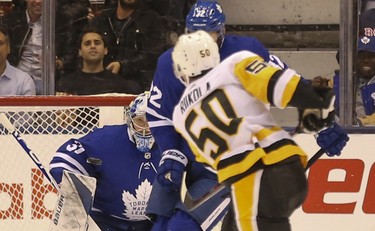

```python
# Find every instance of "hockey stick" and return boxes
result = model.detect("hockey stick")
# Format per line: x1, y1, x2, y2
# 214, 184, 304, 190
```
0, 113, 100, 231
305, 148, 325, 171
0, 113, 61, 191
183, 147, 326, 213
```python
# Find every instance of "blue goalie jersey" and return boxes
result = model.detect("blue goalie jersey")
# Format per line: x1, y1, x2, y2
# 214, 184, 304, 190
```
49, 124, 160, 221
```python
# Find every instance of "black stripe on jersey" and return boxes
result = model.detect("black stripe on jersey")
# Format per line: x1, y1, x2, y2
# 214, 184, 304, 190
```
222, 160, 264, 185
217, 138, 297, 171
263, 138, 298, 153
289, 80, 329, 109
217, 149, 253, 170
267, 69, 284, 106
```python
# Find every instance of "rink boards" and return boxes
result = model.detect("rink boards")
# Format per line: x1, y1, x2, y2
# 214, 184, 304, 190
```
0, 133, 374, 230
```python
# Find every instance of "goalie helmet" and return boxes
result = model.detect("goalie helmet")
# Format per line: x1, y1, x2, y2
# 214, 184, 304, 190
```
185, 0, 226, 46
126, 92, 154, 152
172, 30, 220, 85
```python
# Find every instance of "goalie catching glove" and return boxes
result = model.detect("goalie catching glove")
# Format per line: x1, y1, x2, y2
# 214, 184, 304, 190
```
315, 122, 349, 157
157, 149, 188, 192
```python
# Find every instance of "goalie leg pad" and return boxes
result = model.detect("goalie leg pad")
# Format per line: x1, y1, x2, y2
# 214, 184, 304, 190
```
49, 171, 99, 231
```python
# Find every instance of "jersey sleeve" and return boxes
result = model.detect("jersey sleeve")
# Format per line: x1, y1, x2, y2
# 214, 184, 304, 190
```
49, 138, 93, 184
233, 55, 301, 109
146, 50, 195, 160
233, 54, 332, 110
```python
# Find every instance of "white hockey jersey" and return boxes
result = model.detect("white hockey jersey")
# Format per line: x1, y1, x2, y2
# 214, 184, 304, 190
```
173, 50, 307, 183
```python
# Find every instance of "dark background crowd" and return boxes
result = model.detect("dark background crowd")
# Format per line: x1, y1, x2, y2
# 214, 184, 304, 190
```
0, 0, 197, 95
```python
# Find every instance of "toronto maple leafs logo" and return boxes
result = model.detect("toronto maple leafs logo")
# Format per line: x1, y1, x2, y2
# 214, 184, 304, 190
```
122, 179, 152, 220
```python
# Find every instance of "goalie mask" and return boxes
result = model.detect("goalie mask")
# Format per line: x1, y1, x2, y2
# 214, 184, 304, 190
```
185, 0, 226, 47
126, 92, 154, 152
172, 30, 220, 85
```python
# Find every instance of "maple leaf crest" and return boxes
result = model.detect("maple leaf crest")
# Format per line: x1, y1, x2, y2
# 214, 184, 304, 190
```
122, 179, 152, 220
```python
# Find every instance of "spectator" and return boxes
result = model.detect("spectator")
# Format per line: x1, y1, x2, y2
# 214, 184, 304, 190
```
50, 92, 160, 231
1, 0, 86, 94
56, 27, 142, 95
56, 0, 92, 76
90, 0, 167, 91
330, 8, 375, 125
0, 26, 35, 95
362, 0, 375, 12
56, 0, 119, 77
354, 33, 375, 125
2, 0, 43, 94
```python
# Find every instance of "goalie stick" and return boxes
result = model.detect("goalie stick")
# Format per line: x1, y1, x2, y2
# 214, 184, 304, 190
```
0, 113, 61, 191
0, 113, 100, 231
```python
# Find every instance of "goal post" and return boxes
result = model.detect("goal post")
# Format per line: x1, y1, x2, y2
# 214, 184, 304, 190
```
0, 95, 135, 231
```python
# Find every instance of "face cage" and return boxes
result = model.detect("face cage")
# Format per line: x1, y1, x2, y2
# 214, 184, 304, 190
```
132, 130, 155, 153
127, 113, 154, 152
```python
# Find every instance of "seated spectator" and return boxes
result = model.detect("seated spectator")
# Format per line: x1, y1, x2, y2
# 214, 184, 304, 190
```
351, 8, 375, 125
315, 9, 375, 125
56, 27, 142, 95
56, 0, 92, 76
2, 0, 84, 94
0, 26, 35, 95
353, 34, 375, 125
2, 0, 44, 94
90, 0, 167, 91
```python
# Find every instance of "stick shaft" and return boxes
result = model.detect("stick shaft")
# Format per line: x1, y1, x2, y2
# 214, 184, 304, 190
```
0, 113, 60, 192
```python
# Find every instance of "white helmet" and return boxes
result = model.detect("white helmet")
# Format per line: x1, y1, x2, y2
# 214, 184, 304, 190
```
172, 30, 220, 85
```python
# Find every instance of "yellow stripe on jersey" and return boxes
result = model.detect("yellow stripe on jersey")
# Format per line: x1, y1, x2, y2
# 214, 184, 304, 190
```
188, 142, 214, 166
234, 56, 279, 104
217, 147, 267, 183
254, 126, 283, 141
231, 171, 261, 231
262, 145, 307, 167
280, 73, 300, 108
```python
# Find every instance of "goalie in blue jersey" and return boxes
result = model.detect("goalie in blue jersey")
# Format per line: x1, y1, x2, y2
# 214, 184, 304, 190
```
49, 92, 160, 231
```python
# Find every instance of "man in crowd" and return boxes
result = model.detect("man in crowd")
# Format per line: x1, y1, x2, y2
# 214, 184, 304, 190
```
90, 0, 167, 91
0, 26, 35, 95
56, 27, 142, 95
3, 0, 43, 94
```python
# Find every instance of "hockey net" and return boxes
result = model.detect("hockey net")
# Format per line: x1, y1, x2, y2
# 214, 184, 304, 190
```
0, 95, 134, 231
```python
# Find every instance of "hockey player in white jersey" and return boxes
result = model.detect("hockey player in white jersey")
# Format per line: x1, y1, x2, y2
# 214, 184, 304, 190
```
49, 92, 160, 231
171, 31, 349, 231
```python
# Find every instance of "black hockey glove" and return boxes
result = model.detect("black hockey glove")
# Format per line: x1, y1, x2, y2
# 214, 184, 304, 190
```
297, 89, 336, 133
